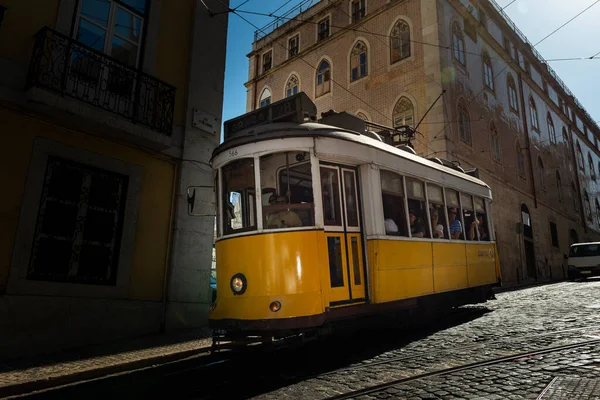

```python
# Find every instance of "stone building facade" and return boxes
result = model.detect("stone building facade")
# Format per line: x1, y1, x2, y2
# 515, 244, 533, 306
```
244, 0, 600, 285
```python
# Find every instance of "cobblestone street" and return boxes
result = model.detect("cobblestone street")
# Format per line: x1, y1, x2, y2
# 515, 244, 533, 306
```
11, 279, 600, 400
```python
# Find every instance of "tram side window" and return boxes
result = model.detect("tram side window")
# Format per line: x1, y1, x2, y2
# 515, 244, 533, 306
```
427, 184, 448, 239
260, 151, 314, 229
380, 170, 408, 236
474, 197, 490, 241
461, 193, 478, 241
222, 158, 257, 234
406, 178, 427, 238
445, 189, 463, 239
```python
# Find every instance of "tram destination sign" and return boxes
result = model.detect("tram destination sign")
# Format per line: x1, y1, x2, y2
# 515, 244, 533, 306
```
223, 92, 317, 141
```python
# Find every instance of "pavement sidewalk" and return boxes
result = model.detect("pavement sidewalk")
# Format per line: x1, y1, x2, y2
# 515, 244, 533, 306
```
0, 328, 213, 399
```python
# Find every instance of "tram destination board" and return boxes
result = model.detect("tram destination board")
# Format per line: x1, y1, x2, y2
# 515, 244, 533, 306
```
223, 92, 317, 141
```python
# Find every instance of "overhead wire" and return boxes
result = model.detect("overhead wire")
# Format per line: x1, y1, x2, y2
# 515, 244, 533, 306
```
533, 0, 600, 46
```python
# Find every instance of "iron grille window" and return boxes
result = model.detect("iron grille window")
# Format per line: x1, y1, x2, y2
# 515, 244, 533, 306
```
288, 35, 299, 58
351, 0, 365, 23
318, 17, 330, 41
27, 156, 129, 286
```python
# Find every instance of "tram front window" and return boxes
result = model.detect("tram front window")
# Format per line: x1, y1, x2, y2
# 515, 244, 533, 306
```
260, 151, 315, 229
222, 158, 257, 235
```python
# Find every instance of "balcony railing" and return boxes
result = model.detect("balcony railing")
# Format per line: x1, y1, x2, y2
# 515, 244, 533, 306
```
26, 27, 175, 136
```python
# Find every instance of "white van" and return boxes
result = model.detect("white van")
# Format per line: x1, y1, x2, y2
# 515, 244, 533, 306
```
566, 242, 600, 280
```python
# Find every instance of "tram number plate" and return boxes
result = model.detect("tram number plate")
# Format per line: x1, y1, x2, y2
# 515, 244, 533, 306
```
228, 149, 238, 158
580, 270, 591, 274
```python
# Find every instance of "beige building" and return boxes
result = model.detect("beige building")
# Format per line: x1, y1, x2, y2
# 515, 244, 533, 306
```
244, 0, 600, 285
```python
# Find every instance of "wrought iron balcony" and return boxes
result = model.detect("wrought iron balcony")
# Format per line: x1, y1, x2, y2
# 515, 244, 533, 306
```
26, 27, 175, 136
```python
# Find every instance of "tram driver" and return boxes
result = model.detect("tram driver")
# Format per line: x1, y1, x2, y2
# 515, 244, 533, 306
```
266, 195, 303, 229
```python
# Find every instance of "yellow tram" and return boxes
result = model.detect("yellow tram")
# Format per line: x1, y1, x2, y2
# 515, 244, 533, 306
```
209, 93, 501, 338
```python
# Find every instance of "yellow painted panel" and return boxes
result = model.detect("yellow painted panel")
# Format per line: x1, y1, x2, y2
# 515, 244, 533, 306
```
0, 107, 175, 301
0, 0, 59, 67
466, 244, 498, 287
432, 242, 468, 292
368, 239, 434, 303
156, 0, 194, 126
212, 231, 325, 320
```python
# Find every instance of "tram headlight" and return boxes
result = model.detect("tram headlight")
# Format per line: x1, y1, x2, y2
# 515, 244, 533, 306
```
230, 273, 247, 295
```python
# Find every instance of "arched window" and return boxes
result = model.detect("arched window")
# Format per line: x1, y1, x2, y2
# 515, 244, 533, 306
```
577, 142, 584, 170
556, 170, 562, 202
547, 114, 556, 145
285, 75, 299, 98
529, 97, 539, 131
350, 40, 368, 81
316, 59, 331, 97
538, 157, 545, 189
490, 121, 501, 162
259, 88, 271, 108
588, 153, 596, 181
393, 97, 414, 127
507, 75, 518, 113
562, 127, 569, 151
516, 143, 525, 177
356, 112, 368, 121
572, 182, 579, 211
458, 98, 471, 144
452, 23, 466, 65
390, 19, 410, 64
584, 191, 592, 220
483, 52, 494, 90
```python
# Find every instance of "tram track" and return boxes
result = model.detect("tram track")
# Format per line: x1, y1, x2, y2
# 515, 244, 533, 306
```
322, 338, 600, 400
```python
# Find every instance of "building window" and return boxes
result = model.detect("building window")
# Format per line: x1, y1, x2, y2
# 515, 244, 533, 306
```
572, 182, 579, 211
483, 52, 494, 91
507, 75, 518, 113
538, 157, 545, 189
27, 156, 128, 285
548, 114, 556, 145
393, 97, 414, 128
288, 35, 299, 58
390, 19, 410, 64
262, 50, 272, 73
577, 142, 584, 171
549, 222, 559, 248
259, 87, 271, 108
317, 17, 330, 41
588, 153, 596, 181
316, 59, 331, 97
584, 192, 592, 221
491, 121, 501, 162
351, 0, 366, 23
529, 97, 539, 131
350, 41, 368, 81
556, 170, 562, 202
517, 143, 525, 178
563, 127, 569, 151
596, 199, 600, 228
74, 0, 146, 67
285, 74, 299, 98
452, 23, 466, 66
458, 98, 471, 144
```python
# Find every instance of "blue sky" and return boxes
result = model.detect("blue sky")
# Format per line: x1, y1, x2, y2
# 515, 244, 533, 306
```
221, 0, 600, 141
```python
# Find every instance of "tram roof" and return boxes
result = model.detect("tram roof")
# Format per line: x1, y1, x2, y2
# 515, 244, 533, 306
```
214, 93, 490, 191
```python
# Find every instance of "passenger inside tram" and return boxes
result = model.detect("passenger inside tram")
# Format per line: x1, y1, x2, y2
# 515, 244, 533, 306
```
448, 207, 463, 239
430, 207, 445, 238
464, 209, 479, 241
382, 194, 408, 236
408, 209, 425, 238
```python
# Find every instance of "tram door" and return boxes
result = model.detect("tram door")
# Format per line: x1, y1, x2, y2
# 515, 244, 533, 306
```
320, 164, 366, 305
